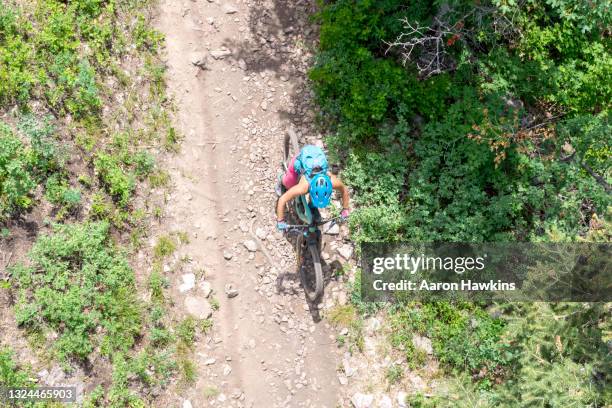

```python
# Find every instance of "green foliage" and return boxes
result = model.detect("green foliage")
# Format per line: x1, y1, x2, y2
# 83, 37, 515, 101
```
385, 364, 404, 384
0, 8, 35, 104
0, 123, 36, 219
11, 222, 143, 362
132, 14, 164, 52
0, 347, 34, 388
389, 302, 512, 386
45, 174, 82, 209
94, 152, 135, 207
312, 0, 611, 243
107, 354, 146, 408
176, 317, 197, 349
134, 151, 156, 178
153, 235, 176, 259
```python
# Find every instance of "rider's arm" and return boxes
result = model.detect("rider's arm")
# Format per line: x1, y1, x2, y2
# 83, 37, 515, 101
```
330, 174, 350, 211
276, 179, 309, 221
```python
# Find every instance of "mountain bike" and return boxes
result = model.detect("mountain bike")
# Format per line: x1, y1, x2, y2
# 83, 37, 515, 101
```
280, 128, 340, 302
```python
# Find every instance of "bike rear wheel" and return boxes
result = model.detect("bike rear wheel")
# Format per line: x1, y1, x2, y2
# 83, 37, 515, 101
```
297, 234, 323, 302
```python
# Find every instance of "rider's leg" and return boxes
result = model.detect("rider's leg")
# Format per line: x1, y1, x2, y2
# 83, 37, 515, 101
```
276, 155, 298, 196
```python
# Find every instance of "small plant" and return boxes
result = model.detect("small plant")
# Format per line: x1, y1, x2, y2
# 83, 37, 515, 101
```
94, 152, 135, 207
90, 192, 113, 219
0, 122, 36, 219
203, 385, 220, 399
209, 297, 220, 311
178, 358, 197, 385
328, 304, 357, 327
336, 335, 346, 347
149, 265, 168, 302
149, 169, 170, 188
176, 317, 197, 349
134, 151, 155, 178
199, 319, 213, 334
0, 347, 34, 388
386, 364, 404, 384
154, 235, 176, 259
176, 231, 190, 244
150, 327, 173, 347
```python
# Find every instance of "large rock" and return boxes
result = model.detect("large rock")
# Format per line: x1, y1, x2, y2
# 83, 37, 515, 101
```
412, 334, 433, 355
378, 395, 393, 408
337, 244, 354, 260
185, 296, 213, 319
200, 281, 212, 298
325, 222, 340, 235
255, 227, 267, 240
343, 354, 357, 377
179, 273, 196, 293
243, 239, 257, 252
351, 393, 374, 408
396, 392, 408, 408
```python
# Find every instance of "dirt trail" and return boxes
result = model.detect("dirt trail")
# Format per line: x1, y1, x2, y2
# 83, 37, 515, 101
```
155, 1, 343, 406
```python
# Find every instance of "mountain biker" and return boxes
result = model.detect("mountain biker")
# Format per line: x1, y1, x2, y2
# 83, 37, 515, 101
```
276, 145, 350, 231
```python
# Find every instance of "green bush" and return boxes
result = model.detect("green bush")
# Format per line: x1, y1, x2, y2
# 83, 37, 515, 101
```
312, 0, 611, 243
390, 301, 512, 386
0, 347, 34, 388
94, 153, 135, 207
11, 221, 143, 362
0, 9, 35, 104
0, 123, 36, 219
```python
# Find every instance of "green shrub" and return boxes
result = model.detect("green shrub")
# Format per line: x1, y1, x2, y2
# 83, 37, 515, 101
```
11, 221, 143, 362
132, 14, 164, 52
134, 151, 156, 177
0, 8, 35, 104
389, 301, 512, 387
94, 152, 135, 206
153, 235, 176, 259
176, 317, 197, 349
0, 347, 34, 387
0, 123, 36, 219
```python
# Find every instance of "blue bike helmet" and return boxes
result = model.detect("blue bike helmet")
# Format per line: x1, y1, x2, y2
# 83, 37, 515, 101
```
309, 173, 332, 208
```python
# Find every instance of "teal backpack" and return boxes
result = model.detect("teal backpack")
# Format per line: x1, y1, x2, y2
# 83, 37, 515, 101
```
295, 145, 328, 179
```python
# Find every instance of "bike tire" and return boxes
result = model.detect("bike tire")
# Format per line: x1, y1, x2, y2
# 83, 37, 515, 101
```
308, 242, 324, 301
297, 238, 323, 302
287, 126, 299, 156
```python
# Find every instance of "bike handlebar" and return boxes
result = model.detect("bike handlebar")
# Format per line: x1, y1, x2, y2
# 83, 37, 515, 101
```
284, 216, 343, 233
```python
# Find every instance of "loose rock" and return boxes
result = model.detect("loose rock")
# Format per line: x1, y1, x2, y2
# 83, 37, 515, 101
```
397, 392, 408, 408
243, 239, 257, 252
210, 49, 232, 59
337, 244, 354, 260
379, 395, 393, 408
225, 284, 239, 298
185, 296, 213, 319
179, 273, 196, 293
351, 393, 374, 408
200, 281, 213, 298
412, 334, 434, 355
223, 5, 238, 14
